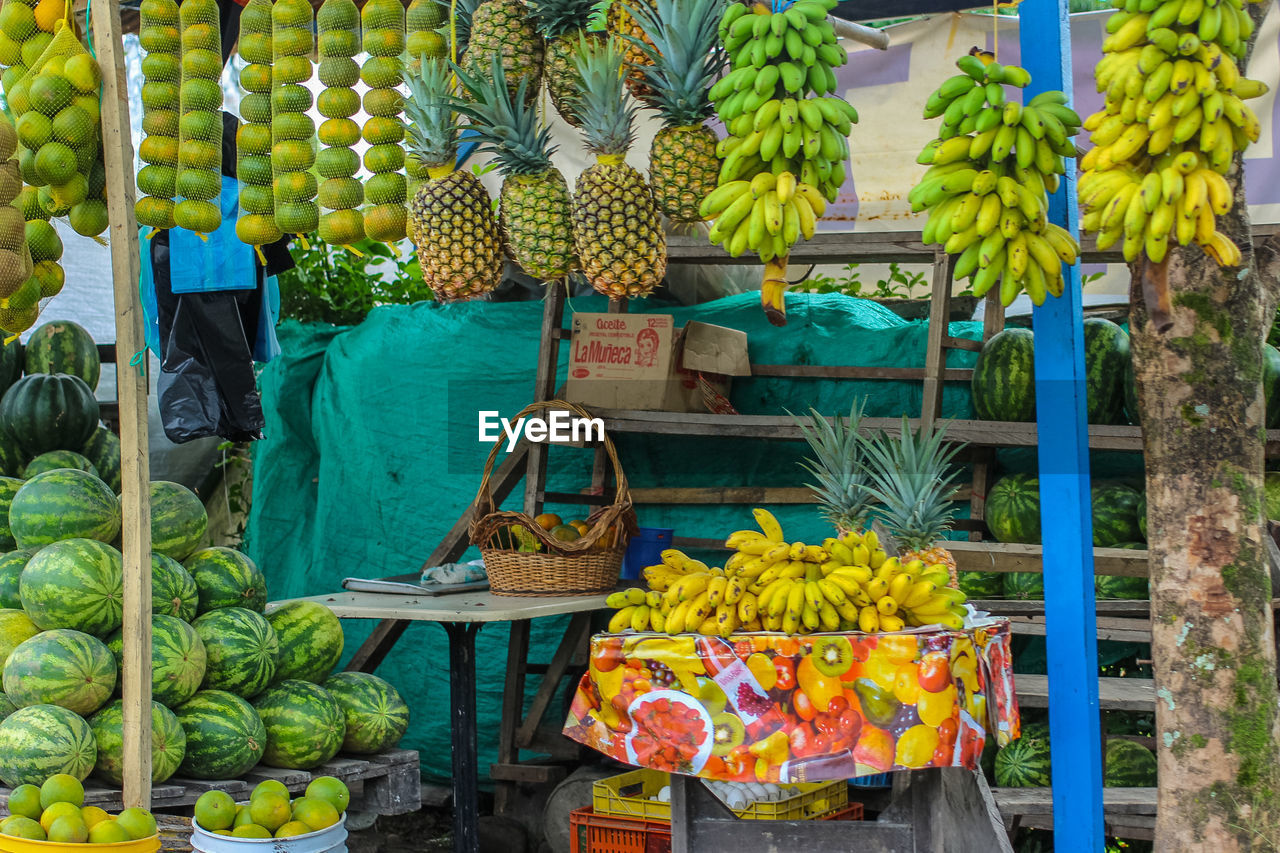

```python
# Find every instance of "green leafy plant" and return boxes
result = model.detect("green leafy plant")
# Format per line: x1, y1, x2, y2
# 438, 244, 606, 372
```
804, 262, 933, 299
278, 237, 432, 326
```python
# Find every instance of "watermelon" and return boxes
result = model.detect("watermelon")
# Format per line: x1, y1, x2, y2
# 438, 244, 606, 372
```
0, 704, 97, 786
88, 699, 186, 785
0, 476, 22, 549
253, 680, 346, 769
0, 549, 34, 609
957, 571, 1004, 599
3, 629, 117, 715
0, 608, 39, 663
0, 432, 27, 479
20, 538, 124, 636
23, 451, 98, 479
1104, 738, 1157, 787
1092, 483, 1144, 547
324, 672, 409, 754
185, 547, 267, 614
985, 474, 1041, 544
1083, 318, 1130, 425
267, 601, 344, 684
173, 689, 267, 779
1265, 344, 1280, 430
0, 693, 14, 721
1123, 354, 1139, 425
1136, 493, 1147, 541
0, 374, 100, 457
9, 469, 121, 548
1266, 473, 1280, 522
994, 727, 1051, 787
152, 554, 199, 622
193, 607, 278, 698
1003, 572, 1044, 600
106, 614, 207, 708
24, 321, 101, 391
0, 336, 19, 399
971, 328, 1036, 422
79, 427, 120, 494
150, 482, 208, 561
1095, 569, 1149, 600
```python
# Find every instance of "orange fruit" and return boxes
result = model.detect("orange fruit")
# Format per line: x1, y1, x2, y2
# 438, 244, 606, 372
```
534, 513, 562, 531
361, 203, 404, 242
47, 815, 88, 843
318, 209, 365, 245
39, 802, 80, 833
248, 792, 291, 832
88, 821, 132, 843
31, 0, 63, 32
63, 53, 99, 93
362, 143, 404, 174
569, 520, 589, 536
6, 785, 40, 820
239, 63, 272, 93
274, 820, 312, 839
362, 87, 403, 118
362, 27, 404, 57
115, 808, 156, 841
550, 524, 579, 542
194, 791, 236, 832
291, 797, 339, 831
304, 777, 349, 814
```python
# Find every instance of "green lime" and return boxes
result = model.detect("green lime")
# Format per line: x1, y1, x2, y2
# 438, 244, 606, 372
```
63, 53, 100, 94
317, 87, 360, 119
28, 73, 73, 117
68, 199, 108, 237
72, 93, 100, 126
317, 176, 361, 209
51, 105, 93, 146
180, 79, 221, 112
41, 774, 85, 808
49, 172, 88, 207
271, 83, 312, 113
317, 56, 359, 88
87, 820, 131, 844
16, 112, 52, 150
5, 75, 31, 116
142, 108, 178, 137
34, 141, 77, 184
240, 93, 272, 124
17, 185, 47, 221
17, 146, 38, 185
32, 259, 63, 298
0, 3, 36, 41
6, 784, 41, 820
236, 154, 272, 186
115, 808, 156, 841
316, 146, 359, 179
365, 171, 406, 205
238, 184, 274, 214
176, 168, 220, 201
26, 219, 63, 261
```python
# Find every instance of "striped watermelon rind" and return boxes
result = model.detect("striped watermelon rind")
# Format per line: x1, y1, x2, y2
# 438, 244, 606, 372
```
1103, 738, 1157, 787
0, 548, 35, 609
193, 607, 279, 699
971, 328, 1036, 422
1266, 344, 1280, 430
1136, 493, 1147, 541
957, 571, 1004, 599
3, 628, 117, 716
150, 482, 209, 562
985, 474, 1041, 544
324, 672, 409, 754
1123, 353, 1139, 426
1083, 318, 1130, 425
106, 614, 207, 708
23, 321, 102, 391
19, 538, 124, 636
9, 469, 121, 549
88, 699, 187, 786
994, 728, 1051, 787
152, 554, 199, 622
0, 476, 22, 550
1092, 483, 1144, 547
23, 451, 99, 480
0, 693, 14, 722
185, 547, 267, 614
173, 689, 266, 780
79, 427, 121, 495
0, 608, 40, 664
0, 703, 98, 786
267, 601, 344, 685
0, 431, 26, 480
253, 680, 346, 770
1003, 572, 1044, 600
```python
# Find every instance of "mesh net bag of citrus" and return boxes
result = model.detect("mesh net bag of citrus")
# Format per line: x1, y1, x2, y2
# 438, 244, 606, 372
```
360, 0, 407, 243
315, 0, 364, 247
0, 112, 34, 311
0, 0, 68, 111
272, 0, 318, 237
174, 0, 223, 234
405, 0, 446, 77
235, 0, 280, 247
134, 0, 179, 228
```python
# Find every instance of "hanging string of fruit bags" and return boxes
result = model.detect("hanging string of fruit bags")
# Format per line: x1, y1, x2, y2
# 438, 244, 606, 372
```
361, 0, 408, 244
315, 0, 365, 248
0, 112, 35, 337
135, 0, 180, 230
174, 0, 223, 234
271, 0, 319, 241
235, 0, 282, 254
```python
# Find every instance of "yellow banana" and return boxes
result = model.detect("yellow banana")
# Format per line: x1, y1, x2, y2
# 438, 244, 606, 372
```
630, 605, 650, 632
737, 591, 758, 623
858, 605, 879, 633
706, 576, 728, 608
752, 507, 784, 540
608, 607, 635, 633
785, 581, 807, 621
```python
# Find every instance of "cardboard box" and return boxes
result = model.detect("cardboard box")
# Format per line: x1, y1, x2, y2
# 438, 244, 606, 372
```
565, 314, 750, 412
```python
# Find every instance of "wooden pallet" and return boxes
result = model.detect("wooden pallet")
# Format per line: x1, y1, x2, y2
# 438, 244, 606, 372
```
1015, 674, 1154, 712
992, 786, 1157, 841
0, 750, 421, 817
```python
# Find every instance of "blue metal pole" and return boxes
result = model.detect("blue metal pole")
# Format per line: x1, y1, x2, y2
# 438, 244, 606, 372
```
1017, 1, 1105, 849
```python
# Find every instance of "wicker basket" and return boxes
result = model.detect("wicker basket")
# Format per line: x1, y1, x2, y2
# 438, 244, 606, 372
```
469, 401, 637, 597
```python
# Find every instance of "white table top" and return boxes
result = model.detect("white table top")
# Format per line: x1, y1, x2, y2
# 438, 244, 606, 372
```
282, 589, 612, 624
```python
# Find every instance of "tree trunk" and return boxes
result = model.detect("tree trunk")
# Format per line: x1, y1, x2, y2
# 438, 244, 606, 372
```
1128, 11, 1280, 845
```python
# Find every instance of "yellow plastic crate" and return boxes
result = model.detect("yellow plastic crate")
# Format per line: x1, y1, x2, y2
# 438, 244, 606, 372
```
592, 769, 847, 822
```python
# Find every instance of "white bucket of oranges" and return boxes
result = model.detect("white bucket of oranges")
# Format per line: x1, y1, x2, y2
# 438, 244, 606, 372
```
189, 777, 349, 853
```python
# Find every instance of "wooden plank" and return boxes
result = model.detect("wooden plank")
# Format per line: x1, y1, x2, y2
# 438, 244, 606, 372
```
921, 249, 954, 429
242, 766, 312, 788
514, 612, 592, 749
1006, 616, 1154, 644
982, 292, 1006, 341
524, 284, 567, 515
967, 448, 995, 542
487, 763, 568, 784
749, 364, 972, 382
493, 619, 530, 816
949, 541, 1150, 577
1015, 674, 1155, 712
942, 336, 983, 352
973, 598, 1156, 618
93, 0, 152, 809
992, 786, 1158, 816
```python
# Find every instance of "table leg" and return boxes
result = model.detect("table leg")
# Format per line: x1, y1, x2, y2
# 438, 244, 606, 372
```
443, 622, 482, 853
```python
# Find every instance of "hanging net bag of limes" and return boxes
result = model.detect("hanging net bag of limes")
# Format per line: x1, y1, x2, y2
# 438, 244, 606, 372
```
315, 0, 364, 248
0, 112, 35, 335
0, 0, 65, 115
174, 0, 223, 234
135, 0, 180, 230
361, 0, 407, 244
235, 0, 280, 251
272, 0, 318, 240
406, 0, 447, 73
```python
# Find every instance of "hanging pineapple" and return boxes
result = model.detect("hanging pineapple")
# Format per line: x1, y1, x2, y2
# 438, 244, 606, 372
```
454, 57, 576, 281
527, 0, 597, 127
623, 0, 725, 223
403, 58, 504, 301
606, 0, 657, 100
460, 0, 543, 104
569, 36, 666, 298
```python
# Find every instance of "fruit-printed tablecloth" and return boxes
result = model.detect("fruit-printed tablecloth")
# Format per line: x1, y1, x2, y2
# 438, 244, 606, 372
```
563, 619, 1019, 783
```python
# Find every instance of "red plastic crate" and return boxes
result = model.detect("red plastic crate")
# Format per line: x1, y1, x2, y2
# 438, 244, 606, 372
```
569, 800, 864, 853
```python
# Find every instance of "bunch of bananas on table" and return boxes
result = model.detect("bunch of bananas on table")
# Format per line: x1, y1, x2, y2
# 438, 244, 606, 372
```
605, 509, 969, 636
1078, 0, 1268, 266
911, 54, 1083, 307
701, 0, 858, 325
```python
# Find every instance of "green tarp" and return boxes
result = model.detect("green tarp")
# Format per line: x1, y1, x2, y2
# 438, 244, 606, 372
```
245, 290, 984, 784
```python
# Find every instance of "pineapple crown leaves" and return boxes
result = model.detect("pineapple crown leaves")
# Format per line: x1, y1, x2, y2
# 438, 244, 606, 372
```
450, 55, 558, 176
529, 0, 598, 38
433, 0, 480, 54
858, 416, 967, 549
404, 56, 460, 170
788, 397, 877, 531
570, 34, 639, 157
620, 0, 726, 123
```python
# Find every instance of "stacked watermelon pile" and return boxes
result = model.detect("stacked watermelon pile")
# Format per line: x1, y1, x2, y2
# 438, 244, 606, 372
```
995, 726, 1156, 789
0, 321, 410, 789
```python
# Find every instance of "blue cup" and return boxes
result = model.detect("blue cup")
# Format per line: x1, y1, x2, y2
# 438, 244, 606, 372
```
621, 527, 674, 580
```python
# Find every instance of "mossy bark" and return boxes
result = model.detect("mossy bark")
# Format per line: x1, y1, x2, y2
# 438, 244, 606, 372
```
1128, 11, 1280, 841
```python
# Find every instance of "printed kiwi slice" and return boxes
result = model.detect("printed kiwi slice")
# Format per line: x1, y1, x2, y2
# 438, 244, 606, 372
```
811, 635, 855, 678
711, 713, 745, 757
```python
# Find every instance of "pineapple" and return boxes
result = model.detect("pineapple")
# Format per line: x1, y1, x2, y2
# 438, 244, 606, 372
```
403, 57, 505, 302
793, 399, 876, 534
623, 0, 725, 222
861, 416, 966, 587
461, 0, 544, 104
607, 0, 657, 100
527, 0, 598, 127
453, 56, 576, 281
569, 37, 666, 298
